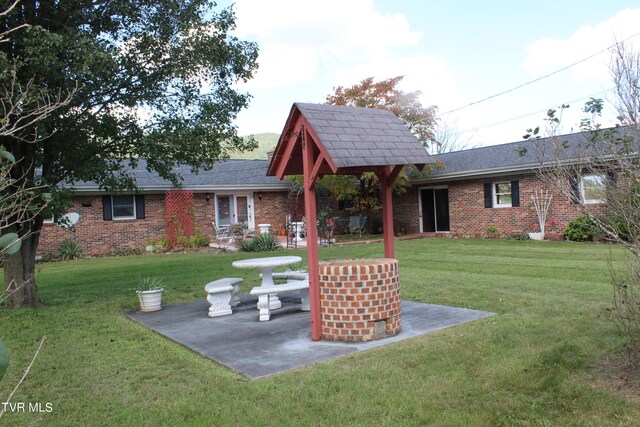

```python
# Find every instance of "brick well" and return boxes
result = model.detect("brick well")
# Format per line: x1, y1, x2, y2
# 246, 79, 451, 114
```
319, 258, 401, 342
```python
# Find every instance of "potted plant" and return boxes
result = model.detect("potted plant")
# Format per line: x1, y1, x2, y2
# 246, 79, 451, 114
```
529, 190, 552, 240
136, 276, 164, 312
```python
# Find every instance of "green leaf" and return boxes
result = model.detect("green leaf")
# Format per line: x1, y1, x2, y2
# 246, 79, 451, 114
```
0, 150, 15, 163
0, 339, 8, 380
0, 233, 22, 255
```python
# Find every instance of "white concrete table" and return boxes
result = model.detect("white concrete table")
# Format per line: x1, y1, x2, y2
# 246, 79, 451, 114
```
232, 255, 302, 310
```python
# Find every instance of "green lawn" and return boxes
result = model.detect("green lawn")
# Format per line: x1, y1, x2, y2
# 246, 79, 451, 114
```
1, 239, 639, 426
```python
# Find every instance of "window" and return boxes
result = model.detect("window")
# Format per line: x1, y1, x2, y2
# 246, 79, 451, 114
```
112, 195, 136, 219
484, 180, 520, 208
581, 174, 606, 204
493, 182, 512, 208
102, 195, 145, 220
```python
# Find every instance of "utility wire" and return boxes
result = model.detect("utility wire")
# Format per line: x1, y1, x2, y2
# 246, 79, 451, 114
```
456, 88, 614, 134
439, 32, 640, 117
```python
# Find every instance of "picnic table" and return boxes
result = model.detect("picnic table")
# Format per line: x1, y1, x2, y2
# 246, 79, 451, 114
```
232, 255, 302, 310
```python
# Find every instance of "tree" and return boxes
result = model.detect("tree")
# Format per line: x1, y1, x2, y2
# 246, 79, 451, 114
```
524, 41, 640, 368
326, 76, 437, 147
432, 116, 480, 153
1, 0, 259, 307
323, 76, 437, 219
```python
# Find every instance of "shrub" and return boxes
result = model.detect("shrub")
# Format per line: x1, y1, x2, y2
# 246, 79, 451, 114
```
564, 215, 597, 242
238, 234, 282, 252
486, 225, 498, 234
175, 229, 209, 248
57, 239, 83, 260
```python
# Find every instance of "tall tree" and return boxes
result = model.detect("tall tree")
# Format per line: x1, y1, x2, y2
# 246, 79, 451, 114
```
1, 0, 259, 307
323, 76, 437, 218
327, 76, 437, 147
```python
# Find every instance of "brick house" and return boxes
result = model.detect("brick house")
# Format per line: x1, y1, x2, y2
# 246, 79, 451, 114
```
39, 126, 629, 256
38, 159, 290, 256
392, 127, 629, 239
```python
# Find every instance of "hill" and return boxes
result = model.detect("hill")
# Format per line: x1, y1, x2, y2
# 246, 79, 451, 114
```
228, 133, 279, 159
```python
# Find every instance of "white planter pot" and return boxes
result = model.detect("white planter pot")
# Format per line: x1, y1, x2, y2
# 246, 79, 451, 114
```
137, 289, 163, 312
528, 232, 545, 240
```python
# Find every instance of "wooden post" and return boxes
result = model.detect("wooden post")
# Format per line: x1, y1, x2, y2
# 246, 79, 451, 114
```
302, 128, 322, 340
380, 168, 395, 259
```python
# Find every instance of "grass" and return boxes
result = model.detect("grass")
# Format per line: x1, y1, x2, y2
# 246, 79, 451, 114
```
1, 238, 639, 425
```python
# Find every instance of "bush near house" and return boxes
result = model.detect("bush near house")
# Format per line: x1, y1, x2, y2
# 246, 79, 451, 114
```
564, 215, 598, 242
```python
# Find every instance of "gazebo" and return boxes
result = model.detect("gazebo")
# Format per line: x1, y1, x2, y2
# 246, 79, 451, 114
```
267, 102, 434, 340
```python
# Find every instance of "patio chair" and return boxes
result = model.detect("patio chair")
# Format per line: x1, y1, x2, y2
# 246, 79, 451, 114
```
230, 222, 255, 241
349, 215, 368, 236
212, 221, 234, 244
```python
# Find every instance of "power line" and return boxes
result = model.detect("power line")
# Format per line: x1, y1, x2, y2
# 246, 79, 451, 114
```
455, 88, 614, 134
439, 32, 640, 117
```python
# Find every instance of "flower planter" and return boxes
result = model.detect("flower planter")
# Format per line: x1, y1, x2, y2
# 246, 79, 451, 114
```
137, 289, 163, 312
528, 232, 544, 240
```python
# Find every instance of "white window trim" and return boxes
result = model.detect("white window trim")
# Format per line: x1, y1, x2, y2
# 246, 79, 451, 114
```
215, 193, 254, 229
43, 216, 55, 224
112, 195, 137, 220
492, 182, 512, 208
581, 174, 606, 204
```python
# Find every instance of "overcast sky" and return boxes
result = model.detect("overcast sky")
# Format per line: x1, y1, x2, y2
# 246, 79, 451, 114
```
221, 0, 640, 148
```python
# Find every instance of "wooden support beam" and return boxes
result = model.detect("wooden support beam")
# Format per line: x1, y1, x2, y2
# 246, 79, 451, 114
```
375, 166, 395, 259
386, 165, 404, 187
307, 151, 325, 190
302, 127, 322, 341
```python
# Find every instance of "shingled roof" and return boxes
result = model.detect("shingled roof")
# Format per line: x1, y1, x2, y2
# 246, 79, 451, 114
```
295, 103, 433, 168
71, 159, 289, 192
419, 126, 636, 182
268, 103, 434, 177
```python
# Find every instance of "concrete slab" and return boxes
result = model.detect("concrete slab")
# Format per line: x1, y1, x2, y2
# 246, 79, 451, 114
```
124, 293, 494, 379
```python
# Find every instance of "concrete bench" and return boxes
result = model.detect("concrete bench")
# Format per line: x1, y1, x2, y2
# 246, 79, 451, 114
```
271, 272, 309, 282
250, 280, 310, 321
205, 278, 243, 318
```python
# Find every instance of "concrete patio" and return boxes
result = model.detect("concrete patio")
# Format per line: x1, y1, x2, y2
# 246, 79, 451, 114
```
125, 292, 494, 379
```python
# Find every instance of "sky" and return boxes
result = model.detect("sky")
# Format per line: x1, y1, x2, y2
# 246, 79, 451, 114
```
220, 0, 640, 148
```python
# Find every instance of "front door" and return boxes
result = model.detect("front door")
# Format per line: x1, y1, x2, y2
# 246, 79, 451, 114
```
216, 194, 254, 229
420, 188, 450, 232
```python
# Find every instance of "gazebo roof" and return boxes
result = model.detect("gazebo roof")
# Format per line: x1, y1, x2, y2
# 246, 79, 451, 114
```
267, 102, 434, 178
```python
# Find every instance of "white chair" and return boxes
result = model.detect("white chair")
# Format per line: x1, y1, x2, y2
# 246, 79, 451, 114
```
212, 221, 234, 244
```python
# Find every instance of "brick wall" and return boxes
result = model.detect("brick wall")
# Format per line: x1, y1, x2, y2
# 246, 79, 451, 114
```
448, 174, 581, 239
401, 173, 588, 239
253, 191, 289, 235
319, 258, 401, 342
38, 190, 289, 256
393, 187, 420, 234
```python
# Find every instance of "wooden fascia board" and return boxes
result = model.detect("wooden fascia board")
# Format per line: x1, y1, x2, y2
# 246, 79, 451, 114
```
273, 114, 304, 180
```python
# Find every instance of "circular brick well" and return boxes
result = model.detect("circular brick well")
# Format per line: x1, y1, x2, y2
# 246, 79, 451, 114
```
319, 258, 401, 342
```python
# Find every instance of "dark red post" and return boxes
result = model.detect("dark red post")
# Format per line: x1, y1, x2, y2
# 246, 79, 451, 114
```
380, 169, 395, 259
302, 128, 322, 340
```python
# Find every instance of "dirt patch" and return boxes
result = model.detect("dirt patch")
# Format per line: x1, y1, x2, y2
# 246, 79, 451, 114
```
589, 352, 640, 403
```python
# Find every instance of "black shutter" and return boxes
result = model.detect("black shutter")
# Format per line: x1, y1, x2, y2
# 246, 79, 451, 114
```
135, 195, 145, 219
569, 175, 580, 204
606, 171, 617, 185
511, 180, 520, 207
484, 183, 492, 208
102, 195, 113, 220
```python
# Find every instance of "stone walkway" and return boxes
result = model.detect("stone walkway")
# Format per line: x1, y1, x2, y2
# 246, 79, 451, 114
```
124, 293, 494, 379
